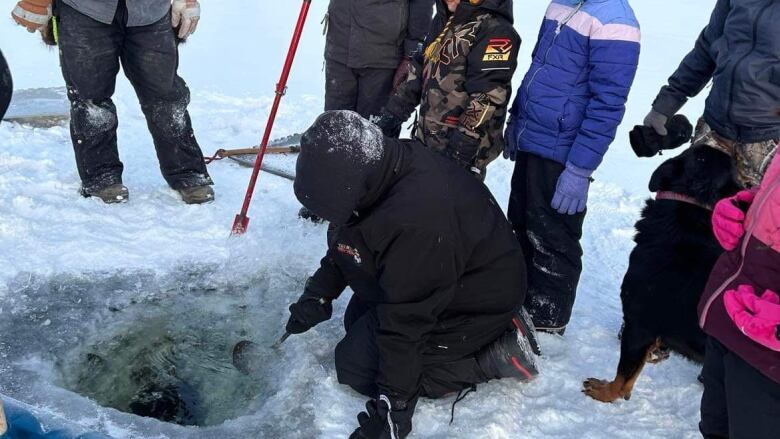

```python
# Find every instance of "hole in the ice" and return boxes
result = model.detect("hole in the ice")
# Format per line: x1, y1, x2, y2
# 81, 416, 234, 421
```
0, 270, 291, 428
57, 315, 276, 427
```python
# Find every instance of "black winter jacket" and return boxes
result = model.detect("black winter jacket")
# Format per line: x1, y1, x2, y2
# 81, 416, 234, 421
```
325, 0, 435, 69
0, 50, 11, 121
652, 0, 780, 143
295, 111, 526, 401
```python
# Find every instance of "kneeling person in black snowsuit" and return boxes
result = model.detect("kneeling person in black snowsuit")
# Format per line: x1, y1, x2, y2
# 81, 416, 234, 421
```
289, 111, 539, 439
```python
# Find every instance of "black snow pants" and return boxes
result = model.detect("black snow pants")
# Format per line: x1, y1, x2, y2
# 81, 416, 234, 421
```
699, 337, 780, 439
507, 152, 586, 333
0, 49, 11, 121
324, 60, 396, 121
57, 0, 212, 194
334, 295, 490, 399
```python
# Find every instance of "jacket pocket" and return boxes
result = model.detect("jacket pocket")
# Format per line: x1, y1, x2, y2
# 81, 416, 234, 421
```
559, 100, 586, 133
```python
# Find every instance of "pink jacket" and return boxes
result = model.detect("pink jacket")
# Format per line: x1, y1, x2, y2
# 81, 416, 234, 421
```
699, 150, 780, 384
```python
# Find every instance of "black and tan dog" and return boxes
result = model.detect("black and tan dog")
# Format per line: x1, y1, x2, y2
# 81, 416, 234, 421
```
583, 143, 740, 403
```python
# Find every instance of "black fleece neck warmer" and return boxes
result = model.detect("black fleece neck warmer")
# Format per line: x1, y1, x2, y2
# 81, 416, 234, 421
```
295, 111, 393, 225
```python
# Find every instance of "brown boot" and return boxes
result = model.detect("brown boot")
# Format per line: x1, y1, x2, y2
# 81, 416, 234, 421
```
177, 185, 214, 204
86, 183, 129, 204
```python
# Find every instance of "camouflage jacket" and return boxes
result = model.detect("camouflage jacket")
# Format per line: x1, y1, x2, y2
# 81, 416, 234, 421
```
384, 0, 520, 171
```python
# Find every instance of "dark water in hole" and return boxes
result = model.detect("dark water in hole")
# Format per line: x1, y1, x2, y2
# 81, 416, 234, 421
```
1, 269, 303, 430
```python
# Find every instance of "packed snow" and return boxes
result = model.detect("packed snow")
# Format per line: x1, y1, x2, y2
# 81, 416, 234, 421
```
0, 1, 714, 438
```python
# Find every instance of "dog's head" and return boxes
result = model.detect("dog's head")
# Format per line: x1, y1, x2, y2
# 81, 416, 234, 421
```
649, 144, 740, 206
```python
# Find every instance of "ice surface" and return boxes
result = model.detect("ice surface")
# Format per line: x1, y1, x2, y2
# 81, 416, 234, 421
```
3, 87, 69, 121
0, 1, 714, 437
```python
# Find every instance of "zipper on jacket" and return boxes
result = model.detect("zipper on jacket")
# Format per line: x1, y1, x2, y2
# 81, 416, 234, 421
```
517, 1, 584, 139
725, 4, 771, 138
699, 176, 780, 328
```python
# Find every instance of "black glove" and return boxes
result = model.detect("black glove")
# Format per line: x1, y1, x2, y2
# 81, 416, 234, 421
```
629, 114, 693, 158
285, 292, 333, 334
373, 109, 404, 139
447, 128, 481, 170
349, 396, 416, 439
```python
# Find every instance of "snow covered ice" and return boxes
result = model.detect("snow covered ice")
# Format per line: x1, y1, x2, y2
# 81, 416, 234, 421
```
0, 1, 714, 437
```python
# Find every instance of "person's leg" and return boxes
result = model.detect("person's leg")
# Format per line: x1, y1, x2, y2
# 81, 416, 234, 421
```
699, 337, 729, 439
419, 355, 486, 399
355, 67, 396, 121
723, 342, 780, 439
335, 307, 380, 398
120, 10, 212, 191
507, 153, 533, 275
57, 1, 123, 194
521, 154, 585, 333
324, 60, 359, 112
343, 294, 374, 332
421, 309, 540, 398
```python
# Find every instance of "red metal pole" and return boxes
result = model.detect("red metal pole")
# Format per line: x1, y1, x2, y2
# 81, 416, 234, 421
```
231, 0, 312, 235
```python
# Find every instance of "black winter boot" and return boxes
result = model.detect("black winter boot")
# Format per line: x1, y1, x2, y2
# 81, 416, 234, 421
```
477, 308, 540, 382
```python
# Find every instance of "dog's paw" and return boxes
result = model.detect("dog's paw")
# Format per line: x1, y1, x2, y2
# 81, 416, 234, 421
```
582, 378, 623, 403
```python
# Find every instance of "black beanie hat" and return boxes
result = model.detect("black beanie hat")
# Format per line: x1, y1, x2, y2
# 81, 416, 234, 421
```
294, 111, 387, 224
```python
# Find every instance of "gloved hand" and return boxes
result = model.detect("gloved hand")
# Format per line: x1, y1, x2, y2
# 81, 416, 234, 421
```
392, 58, 412, 90
643, 109, 669, 136
372, 110, 403, 139
629, 114, 693, 158
11, 0, 51, 33
503, 120, 519, 161
285, 292, 333, 334
349, 396, 415, 439
552, 163, 592, 215
447, 128, 481, 170
724, 285, 780, 352
712, 189, 757, 251
171, 0, 201, 39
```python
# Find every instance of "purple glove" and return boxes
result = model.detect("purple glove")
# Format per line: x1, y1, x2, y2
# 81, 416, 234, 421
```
552, 162, 592, 215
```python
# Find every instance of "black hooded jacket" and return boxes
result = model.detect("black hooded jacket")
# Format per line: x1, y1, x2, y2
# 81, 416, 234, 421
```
295, 111, 526, 401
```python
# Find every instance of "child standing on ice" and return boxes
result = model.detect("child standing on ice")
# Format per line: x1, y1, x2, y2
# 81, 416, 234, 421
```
503, 0, 641, 334
698, 146, 780, 438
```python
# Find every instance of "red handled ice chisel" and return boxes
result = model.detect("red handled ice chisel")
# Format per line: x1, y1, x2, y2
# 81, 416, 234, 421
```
231, 0, 313, 235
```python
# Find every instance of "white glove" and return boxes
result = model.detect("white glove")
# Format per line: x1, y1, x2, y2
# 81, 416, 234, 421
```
171, 0, 200, 39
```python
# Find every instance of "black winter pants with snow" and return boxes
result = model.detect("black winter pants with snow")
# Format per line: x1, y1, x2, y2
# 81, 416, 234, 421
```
335, 295, 489, 399
508, 153, 585, 332
324, 60, 395, 121
699, 337, 780, 439
57, 0, 211, 194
